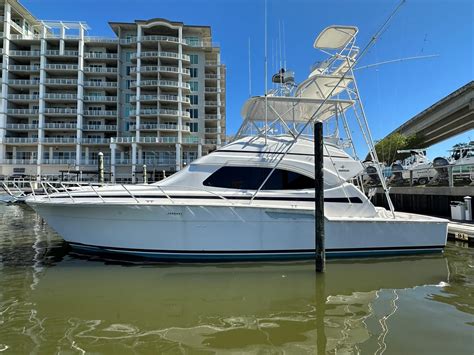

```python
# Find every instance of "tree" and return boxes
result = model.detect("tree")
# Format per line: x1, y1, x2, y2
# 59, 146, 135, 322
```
367, 133, 426, 165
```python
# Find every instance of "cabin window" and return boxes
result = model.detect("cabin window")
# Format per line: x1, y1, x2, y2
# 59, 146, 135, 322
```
203, 166, 314, 190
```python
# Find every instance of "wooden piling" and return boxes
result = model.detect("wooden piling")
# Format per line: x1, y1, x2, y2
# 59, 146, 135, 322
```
98, 152, 104, 184
143, 164, 148, 184
314, 121, 325, 273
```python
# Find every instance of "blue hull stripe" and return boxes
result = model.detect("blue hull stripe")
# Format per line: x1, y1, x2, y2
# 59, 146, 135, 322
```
69, 243, 444, 261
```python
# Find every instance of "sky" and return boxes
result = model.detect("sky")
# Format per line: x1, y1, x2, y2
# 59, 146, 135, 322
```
22, 0, 473, 159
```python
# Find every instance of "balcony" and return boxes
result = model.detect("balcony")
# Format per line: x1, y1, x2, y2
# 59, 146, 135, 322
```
141, 35, 181, 44
44, 108, 77, 115
7, 79, 40, 87
43, 159, 77, 165
83, 95, 117, 103
84, 52, 118, 60
43, 137, 77, 144
132, 51, 190, 61
139, 158, 176, 166
205, 87, 223, 93
45, 50, 79, 57
205, 101, 219, 107
84, 36, 119, 44
83, 125, 117, 131
205, 61, 221, 66
84, 67, 118, 74
6, 123, 38, 130
45, 78, 78, 86
185, 40, 218, 48
130, 123, 190, 132
82, 138, 111, 144
83, 110, 117, 117
9, 34, 41, 41
204, 74, 221, 80
131, 108, 184, 117
131, 66, 189, 75
130, 94, 190, 104
7, 109, 39, 116
110, 136, 178, 144
8, 65, 40, 72
9, 50, 40, 57
205, 128, 219, 133
3, 137, 39, 144
45, 64, 78, 71
204, 139, 218, 145
84, 81, 117, 88
44, 93, 77, 101
7, 94, 39, 101
2, 159, 36, 165
205, 114, 220, 120
131, 80, 190, 90
140, 137, 178, 144
44, 123, 77, 130
183, 137, 200, 144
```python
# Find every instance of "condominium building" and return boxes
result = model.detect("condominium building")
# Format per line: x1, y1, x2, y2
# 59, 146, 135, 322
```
0, 0, 226, 182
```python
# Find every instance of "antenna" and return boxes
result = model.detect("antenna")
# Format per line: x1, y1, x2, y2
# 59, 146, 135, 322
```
283, 20, 287, 70
264, 0, 268, 144
248, 37, 252, 97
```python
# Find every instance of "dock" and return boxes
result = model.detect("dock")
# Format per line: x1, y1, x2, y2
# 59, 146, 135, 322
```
374, 186, 473, 218
448, 220, 474, 243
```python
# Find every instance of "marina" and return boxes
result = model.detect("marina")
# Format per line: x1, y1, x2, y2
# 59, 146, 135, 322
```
0, 203, 473, 353
0, 0, 472, 353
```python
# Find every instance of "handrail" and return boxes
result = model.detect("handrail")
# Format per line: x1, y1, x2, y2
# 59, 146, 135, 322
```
121, 184, 139, 203
60, 182, 75, 203
89, 183, 106, 203
40, 182, 51, 201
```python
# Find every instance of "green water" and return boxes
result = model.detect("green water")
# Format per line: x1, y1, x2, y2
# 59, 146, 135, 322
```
0, 203, 472, 354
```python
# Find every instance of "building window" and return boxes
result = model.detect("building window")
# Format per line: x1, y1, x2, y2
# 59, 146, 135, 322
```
190, 81, 198, 92
125, 94, 131, 103
126, 66, 131, 75
203, 167, 315, 190
185, 37, 200, 46
190, 68, 198, 78
125, 52, 132, 62
126, 80, 132, 89
190, 54, 199, 65
190, 95, 198, 105
189, 108, 198, 119
187, 122, 198, 132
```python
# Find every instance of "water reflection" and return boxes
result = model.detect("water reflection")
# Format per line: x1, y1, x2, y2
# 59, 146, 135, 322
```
0, 204, 473, 354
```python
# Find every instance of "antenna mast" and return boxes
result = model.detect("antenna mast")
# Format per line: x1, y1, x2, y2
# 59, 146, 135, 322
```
264, 0, 268, 143
248, 37, 252, 97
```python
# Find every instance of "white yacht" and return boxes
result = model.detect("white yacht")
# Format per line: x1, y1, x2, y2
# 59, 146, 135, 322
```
26, 26, 448, 261
391, 149, 436, 185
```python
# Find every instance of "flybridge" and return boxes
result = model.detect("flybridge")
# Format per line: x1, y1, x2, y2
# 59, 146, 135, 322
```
234, 24, 396, 215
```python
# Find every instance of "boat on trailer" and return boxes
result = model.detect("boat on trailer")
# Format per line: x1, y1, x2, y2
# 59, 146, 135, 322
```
26, 26, 448, 261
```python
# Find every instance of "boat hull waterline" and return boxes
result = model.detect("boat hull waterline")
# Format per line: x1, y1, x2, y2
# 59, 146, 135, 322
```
28, 202, 448, 261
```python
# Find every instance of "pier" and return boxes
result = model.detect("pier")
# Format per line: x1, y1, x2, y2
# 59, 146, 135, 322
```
373, 186, 474, 243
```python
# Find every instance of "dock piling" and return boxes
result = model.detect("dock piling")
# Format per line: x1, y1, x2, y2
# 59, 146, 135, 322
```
314, 121, 325, 273
98, 152, 104, 184
143, 164, 148, 184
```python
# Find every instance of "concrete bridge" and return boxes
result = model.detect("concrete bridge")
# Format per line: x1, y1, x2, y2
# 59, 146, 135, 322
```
386, 81, 474, 146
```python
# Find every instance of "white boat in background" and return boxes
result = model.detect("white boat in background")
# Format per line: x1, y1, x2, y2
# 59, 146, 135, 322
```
390, 149, 437, 185
26, 25, 448, 261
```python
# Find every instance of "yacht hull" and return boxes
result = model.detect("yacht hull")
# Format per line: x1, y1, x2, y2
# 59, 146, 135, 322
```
27, 202, 448, 261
